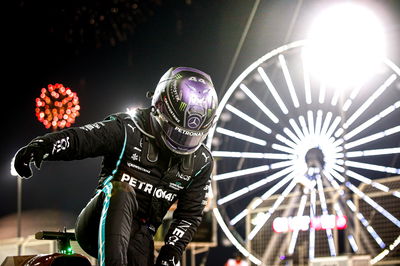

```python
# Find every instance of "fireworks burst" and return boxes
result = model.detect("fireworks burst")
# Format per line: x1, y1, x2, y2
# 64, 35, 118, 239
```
35, 83, 80, 130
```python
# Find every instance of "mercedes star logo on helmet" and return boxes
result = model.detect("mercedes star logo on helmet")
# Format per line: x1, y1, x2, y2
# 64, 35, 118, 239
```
187, 116, 201, 129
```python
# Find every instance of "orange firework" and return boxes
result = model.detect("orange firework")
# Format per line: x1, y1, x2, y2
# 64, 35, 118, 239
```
35, 83, 80, 130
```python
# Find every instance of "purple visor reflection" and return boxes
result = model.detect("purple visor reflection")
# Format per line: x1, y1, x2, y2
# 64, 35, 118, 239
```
156, 114, 208, 153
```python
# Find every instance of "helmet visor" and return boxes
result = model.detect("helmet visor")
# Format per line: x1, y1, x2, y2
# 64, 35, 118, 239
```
155, 113, 208, 154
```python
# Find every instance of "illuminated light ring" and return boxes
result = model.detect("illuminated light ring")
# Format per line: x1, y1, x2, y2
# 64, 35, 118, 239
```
35, 83, 80, 130
207, 40, 400, 264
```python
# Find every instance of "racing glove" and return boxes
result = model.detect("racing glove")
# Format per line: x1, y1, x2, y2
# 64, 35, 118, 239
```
155, 245, 181, 266
13, 138, 52, 178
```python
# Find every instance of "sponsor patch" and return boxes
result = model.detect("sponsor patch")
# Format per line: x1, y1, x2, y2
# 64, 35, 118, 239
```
52, 137, 70, 154
127, 162, 150, 174
127, 124, 136, 133
176, 171, 191, 181
164, 97, 180, 123
166, 220, 192, 246
121, 173, 177, 202
79, 122, 105, 131
131, 153, 140, 161
175, 126, 203, 136
201, 152, 210, 162
169, 182, 184, 191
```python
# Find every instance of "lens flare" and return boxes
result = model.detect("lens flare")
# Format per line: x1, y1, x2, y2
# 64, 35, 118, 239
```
305, 3, 385, 88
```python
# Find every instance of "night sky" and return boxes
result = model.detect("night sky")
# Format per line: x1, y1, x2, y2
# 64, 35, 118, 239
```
2, 0, 400, 263
4, 0, 250, 217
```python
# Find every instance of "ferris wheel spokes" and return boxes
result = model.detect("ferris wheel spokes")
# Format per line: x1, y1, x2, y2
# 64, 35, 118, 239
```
301, 47, 313, 105
213, 164, 271, 181
228, 168, 297, 226
347, 199, 386, 249
315, 110, 323, 136
331, 89, 340, 106
240, 83, 280, 123
308, 111, 315, 136
339, 160, 400, 174
346, 182, 400, 228
257, 66, 289, 115
216, 166, 295, 205
309, 188, 317, 260
346, 147, 400, 158
320, 112, 333, 136
323, 170, 386, 250
342, 83, 363, 112
326, 168, 400, 233
342, 74, 397, 131
298, 115, 310, 136
216, 127, 267, 146
212, 151, 295, 160
271, 143, 296, 154
275, 134, 298, 149
322, 172, 363, 253
343, 125, 400, 150
329, 165, 400, 199
248, 178, 299, 240
279, 54, 300, 108
284, 126, 302, 144
210, 41, 400, 263
225, 104, 272, 134
287, 194, 309, 255
316, 174, 337, 256
325, 116, 342, 139
343, 101, 400, 141
289, 118, 306, 139
319, 81, 326, 104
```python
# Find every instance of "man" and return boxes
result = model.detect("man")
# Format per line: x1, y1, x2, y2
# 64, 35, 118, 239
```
13, 67, 218, 266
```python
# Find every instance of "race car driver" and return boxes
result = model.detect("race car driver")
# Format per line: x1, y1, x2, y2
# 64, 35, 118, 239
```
13, 66, 218, 266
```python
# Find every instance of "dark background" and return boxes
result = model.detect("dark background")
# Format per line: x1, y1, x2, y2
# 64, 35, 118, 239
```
2, 0, 400, 264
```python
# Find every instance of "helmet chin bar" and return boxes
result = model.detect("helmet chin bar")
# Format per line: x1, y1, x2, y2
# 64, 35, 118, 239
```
150, 108, 207, 155
161, 134, 201, 155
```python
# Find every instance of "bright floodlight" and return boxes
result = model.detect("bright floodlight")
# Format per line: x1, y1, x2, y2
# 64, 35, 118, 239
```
305, 3, 385, 87
10, 156, 18, 177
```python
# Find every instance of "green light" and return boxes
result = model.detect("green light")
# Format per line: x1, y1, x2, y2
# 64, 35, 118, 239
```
66, 246, 74, 255
60, 246, 74, 255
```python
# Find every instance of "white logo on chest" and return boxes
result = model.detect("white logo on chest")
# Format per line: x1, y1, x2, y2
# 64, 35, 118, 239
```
201, 152, 209, 162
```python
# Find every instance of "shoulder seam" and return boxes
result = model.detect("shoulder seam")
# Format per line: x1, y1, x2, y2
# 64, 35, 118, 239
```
126, 111, 155, 139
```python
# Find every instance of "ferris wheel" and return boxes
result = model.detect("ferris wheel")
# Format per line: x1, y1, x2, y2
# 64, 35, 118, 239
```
207, 40, 400, 265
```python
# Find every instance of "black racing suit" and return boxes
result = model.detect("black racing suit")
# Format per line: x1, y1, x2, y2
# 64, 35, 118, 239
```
38, 108, 213, 265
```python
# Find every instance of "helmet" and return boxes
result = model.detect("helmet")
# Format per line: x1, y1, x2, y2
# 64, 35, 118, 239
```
150, 67, 218, 155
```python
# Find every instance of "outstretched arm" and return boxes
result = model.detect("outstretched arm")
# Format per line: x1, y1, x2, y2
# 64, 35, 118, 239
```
13, 114, 126, 178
